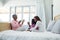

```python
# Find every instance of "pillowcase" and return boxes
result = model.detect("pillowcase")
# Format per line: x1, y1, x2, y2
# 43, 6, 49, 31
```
47, 20, 55, 32
51, 20, 60, 34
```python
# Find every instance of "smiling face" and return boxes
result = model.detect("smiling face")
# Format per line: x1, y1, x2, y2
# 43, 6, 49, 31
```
34, 17, 37, 22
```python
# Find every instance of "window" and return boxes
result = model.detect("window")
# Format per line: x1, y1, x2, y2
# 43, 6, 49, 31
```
0, 5, 36, 24
10, 5, 36, 25
0, 13, 9, 22
0, 8, 9, 22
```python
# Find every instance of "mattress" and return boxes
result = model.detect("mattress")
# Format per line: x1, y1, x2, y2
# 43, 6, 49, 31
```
0, 30, 60, 40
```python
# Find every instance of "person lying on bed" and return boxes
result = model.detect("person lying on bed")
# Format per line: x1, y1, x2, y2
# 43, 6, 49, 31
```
29, 16, 45, 32
11, 14, 24, 30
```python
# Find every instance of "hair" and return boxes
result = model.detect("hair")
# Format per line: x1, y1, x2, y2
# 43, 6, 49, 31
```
32, 19, 36, 24
34, 16, 41, 21
12, 14, 17, 18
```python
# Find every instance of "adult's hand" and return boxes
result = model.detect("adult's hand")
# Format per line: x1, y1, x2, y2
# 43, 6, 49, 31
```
18, 20, 21, 24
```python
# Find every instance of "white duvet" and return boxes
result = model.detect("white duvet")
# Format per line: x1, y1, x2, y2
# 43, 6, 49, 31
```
0, 30, 60, 40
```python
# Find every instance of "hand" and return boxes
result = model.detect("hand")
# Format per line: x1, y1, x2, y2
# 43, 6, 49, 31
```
27, 29, 30, 31
22, 20, 25, 23
18, 20, 21, 24
27, 22, 30, 25
27, 22, 31, 27
21, 20, 25, 24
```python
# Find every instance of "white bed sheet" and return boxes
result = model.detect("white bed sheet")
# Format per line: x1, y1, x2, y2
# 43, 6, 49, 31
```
0, 30, 60, 40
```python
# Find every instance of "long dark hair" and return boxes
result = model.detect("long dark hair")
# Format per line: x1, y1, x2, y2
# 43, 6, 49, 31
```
34, 16, 41, 21
32, 19, 36, 24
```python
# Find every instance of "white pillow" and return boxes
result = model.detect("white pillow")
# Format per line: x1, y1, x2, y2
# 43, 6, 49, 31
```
47, 20, 55, 31
51, 20, 60, 34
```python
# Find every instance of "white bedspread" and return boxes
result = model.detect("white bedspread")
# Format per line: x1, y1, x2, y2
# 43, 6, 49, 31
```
0, 30, 60, 40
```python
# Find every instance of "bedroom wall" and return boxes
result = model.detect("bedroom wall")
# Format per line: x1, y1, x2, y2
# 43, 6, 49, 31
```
4, 0, 36, 7
53, 0, 60, 18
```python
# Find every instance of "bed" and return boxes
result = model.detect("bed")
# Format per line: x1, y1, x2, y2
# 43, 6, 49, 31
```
0, 30, 60, 40
54, 14, 60, 21
0, 15, 60, 40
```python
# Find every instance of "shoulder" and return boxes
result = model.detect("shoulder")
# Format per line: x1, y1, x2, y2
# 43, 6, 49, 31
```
11, 20, 16, 23
36, 21, 42, 25
37, 21, 42, 24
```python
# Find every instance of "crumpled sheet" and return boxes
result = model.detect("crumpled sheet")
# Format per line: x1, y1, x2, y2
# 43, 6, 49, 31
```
0, 30, 60, 40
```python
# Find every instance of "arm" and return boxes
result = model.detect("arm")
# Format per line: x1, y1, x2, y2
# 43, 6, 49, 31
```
18, 20, 21, 24
30, 21, 39, 31
20, 20, 25, 26
27, 22, 31, 27
30, 21, 43, 31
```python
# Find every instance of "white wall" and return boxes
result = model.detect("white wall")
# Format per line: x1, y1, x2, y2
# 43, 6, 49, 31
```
53, 0, 60, 17
4, 0, 36, 7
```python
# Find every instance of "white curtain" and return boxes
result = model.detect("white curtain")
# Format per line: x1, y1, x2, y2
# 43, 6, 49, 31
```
36, 0, 46, 28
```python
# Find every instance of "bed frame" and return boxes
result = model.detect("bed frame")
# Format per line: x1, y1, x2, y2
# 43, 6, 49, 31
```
0, 22, 11, 31
54, 14, 60, 21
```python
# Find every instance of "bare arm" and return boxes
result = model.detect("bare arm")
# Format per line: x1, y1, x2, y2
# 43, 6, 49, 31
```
20, 20, 25, 26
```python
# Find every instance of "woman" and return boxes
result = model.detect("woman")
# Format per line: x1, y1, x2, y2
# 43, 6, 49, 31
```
11, 14, 24, 30
30, 16, 45, 32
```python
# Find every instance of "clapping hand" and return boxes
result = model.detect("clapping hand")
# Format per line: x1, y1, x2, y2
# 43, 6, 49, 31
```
18, 20, 21, 24
27, 22, 30, 27
22, 20, 25, 24
22, 20, 25, 23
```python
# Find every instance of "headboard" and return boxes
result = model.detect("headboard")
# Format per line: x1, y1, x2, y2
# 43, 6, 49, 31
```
54, 14, 60, 21
0, 22, 11, 31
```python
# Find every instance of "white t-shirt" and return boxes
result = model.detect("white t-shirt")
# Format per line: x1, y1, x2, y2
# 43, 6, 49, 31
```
30, 21, 45, 32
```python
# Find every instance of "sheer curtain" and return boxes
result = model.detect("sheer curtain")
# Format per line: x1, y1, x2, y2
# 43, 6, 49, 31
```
36, 0, 46, 29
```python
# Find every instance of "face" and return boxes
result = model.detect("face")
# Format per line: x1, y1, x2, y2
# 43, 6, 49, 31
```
34, 18, 37, 22
13, 15, 17, 20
